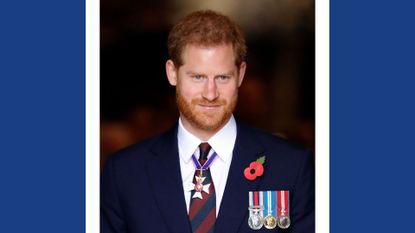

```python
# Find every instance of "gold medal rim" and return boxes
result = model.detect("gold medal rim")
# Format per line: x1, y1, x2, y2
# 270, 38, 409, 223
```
263, 215, 277, 229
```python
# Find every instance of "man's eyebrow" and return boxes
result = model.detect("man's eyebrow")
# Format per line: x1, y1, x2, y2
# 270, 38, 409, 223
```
185, 71, 201, 75
220, 71, 236, 76
215, 71, 236, 77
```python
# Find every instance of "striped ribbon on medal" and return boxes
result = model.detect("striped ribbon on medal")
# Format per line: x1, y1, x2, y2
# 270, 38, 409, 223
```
248, 191, 260, 218
248, 191, 253, 219
249, 191, 266, 215
259, 191, 264, 218
249, 191, 262, 207
277, 190, 290, 217
254, 191, 259, 206
264, 191, 276, 217
249, 191, 254, 206
191, 152, 218, 170
274, 191, 278, 217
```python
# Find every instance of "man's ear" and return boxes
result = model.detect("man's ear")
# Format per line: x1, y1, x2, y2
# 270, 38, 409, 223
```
237, 62, 247, 87
166, 60, 178, 86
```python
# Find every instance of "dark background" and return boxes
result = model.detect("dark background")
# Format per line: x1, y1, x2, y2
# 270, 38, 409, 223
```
100, 0, 315, 170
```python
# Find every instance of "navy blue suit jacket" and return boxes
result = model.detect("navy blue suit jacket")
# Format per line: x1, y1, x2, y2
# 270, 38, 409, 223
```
101, 122, 315, 233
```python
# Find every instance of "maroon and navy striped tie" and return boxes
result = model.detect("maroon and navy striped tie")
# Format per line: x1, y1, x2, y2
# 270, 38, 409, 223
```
189, 143, 216, 233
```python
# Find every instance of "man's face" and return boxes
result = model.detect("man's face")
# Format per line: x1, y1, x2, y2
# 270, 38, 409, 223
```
166, 43, 246, 134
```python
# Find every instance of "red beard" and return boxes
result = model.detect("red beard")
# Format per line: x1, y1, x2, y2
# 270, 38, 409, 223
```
176, 88, 237, 132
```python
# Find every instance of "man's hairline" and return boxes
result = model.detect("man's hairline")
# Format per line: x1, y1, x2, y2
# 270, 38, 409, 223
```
170, 42, 245, 72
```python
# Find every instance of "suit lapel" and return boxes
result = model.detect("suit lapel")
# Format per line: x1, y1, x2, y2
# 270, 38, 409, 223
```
215, 124, 265, 233
146, 125, 192, 233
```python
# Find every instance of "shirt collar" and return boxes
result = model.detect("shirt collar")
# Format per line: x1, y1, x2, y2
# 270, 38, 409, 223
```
177, 115, 237, 164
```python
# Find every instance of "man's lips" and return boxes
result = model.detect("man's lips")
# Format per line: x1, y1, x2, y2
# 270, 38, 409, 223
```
198, 104, 221, 109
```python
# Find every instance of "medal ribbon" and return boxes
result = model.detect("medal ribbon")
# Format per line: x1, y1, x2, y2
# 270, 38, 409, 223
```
259, 191, 264, 217
277, 190, 290, 217
264, 191, 275, 217
249, 191, 262, 207
249, 191, 264, 216
249, 191, 254, 206
253, 191, 259, 206
191, 151, 218, 170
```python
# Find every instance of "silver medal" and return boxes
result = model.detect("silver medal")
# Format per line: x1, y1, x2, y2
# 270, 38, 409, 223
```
278, 215, 291, 229
248, 205, 264, 230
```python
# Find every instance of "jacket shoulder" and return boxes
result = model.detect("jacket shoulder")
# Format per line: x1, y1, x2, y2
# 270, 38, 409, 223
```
239, 124, 312, 160
105, 126, 176, 167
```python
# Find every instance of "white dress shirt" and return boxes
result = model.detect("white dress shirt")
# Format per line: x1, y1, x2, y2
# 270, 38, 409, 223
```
177, 115, 237, 217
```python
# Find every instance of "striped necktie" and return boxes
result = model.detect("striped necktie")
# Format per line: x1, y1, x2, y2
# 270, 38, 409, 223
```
189, 143, 216, 233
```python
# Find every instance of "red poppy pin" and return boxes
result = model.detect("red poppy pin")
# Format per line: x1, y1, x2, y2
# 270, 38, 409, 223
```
244, 156, 266, 181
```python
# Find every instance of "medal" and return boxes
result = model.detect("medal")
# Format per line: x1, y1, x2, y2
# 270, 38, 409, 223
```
264, 215, 277, 229
248, 191, 264, 230
191, 172, 211, 199
248, 190, 291, 230
248, 205, 264, 230
263, 191, 277, 229
190, 152, 217, 199
278, 215, 291, 229
277, 190, 291, 229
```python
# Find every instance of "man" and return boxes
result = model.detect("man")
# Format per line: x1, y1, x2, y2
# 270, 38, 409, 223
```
101, 10, 314, 233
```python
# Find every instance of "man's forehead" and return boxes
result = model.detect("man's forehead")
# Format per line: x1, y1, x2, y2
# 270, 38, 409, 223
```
180, 43, 236, 63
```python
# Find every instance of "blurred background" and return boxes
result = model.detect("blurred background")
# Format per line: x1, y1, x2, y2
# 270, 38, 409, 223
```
100, 0, 315, 171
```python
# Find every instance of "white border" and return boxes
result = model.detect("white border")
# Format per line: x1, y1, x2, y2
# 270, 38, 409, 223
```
86, 0, 330, 232
86, 0, 100, 232
316, 0, 330, 232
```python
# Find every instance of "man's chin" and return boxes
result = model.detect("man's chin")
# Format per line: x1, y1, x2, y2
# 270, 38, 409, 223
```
193, 122, 223, 131
193, 115, 230, 131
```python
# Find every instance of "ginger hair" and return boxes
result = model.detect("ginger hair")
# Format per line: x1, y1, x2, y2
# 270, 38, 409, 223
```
167, 10, 247, 68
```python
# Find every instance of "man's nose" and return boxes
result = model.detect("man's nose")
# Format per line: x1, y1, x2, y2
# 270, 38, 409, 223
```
202, 78, 219, 101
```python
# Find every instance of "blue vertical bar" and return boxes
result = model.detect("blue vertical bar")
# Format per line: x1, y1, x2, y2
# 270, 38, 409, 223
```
270, 191, 275, 217
331, 0, 415, 232
264, 191, 269, 216
0, 0, 85, 232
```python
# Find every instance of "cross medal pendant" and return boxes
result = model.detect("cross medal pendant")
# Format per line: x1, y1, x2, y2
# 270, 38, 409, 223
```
192, 169, 211, 199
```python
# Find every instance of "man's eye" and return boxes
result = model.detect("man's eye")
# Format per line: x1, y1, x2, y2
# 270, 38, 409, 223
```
193, 75, 203, 80
218, 75, 229, 81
